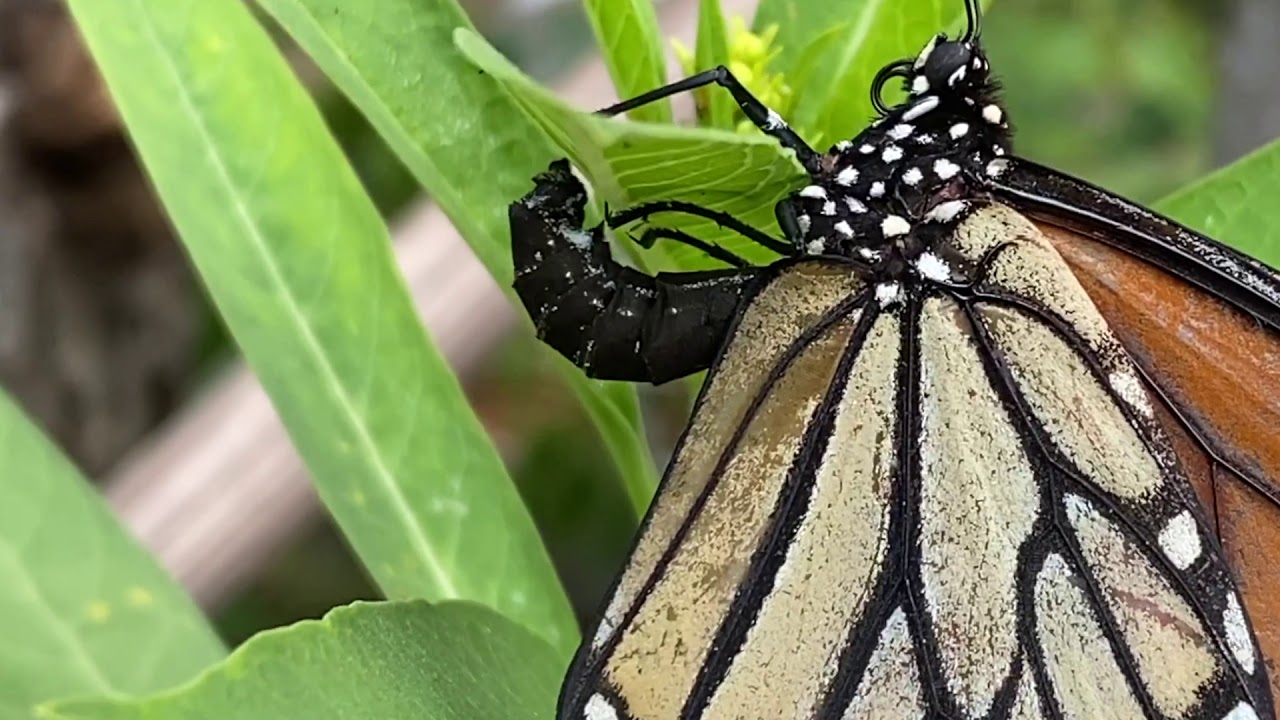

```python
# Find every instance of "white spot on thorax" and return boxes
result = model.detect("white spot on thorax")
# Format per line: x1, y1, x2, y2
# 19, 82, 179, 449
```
800, 185, 827, 199
860, 143, 876, 154
870, 181, 886, 198
1157, 510, 1201, 570
912, 75, 930, 94
903, 167, 924, 186
876, 282, 903, 307
926, 200, 968, 223
1109, 370, 1153, 418
948, 65, 967, 86
882, 215, 911, 237
834, 221, 854, 238
915, 133, 936, 144
903, 95, 940, 121
934, 158, 960, 180
914, 252, 952, 282
950, 122, 970, 139
1224, 702, 1260, 720
1223, 592, 1256, 673
822, 201, 837, 216
889, 123, 915, 140
845, 197, 868, 214
835, 140, 853, 151
806, 239, 826, 255
882, 145, 904, 162
983, 104, 1004, 124
584, 693, 620, 720
836, 166, 859, 186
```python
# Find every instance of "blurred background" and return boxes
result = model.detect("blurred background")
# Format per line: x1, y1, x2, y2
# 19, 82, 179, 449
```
0, 0, 1276, 647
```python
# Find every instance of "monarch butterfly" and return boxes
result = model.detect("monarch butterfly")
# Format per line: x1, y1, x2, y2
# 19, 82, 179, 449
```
507, 2, 1280, 718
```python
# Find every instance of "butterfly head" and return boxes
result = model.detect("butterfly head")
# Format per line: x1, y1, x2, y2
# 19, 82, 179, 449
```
907, 33, 990, 100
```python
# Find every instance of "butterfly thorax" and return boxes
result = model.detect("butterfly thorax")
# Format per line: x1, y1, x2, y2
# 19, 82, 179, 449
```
779, 34, 1014, 293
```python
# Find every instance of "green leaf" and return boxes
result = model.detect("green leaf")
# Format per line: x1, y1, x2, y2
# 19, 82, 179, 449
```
40, 601, 563, 720
65, 0, 575, 654
564, 373, 655, 517
694, 0, 735, 130
1156, 138, 1280, 269
255, 0, 658, 527
456, 28, 807, 270
755, 0, 984, 145
0, 392, 223, 719
582, 0, 672, 124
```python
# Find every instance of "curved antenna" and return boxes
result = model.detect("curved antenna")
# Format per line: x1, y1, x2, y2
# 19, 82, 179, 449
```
870, 59, 914, 115
962, 0, 983, 42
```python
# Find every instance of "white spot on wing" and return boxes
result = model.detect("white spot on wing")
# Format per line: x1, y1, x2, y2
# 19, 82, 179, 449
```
584, 694, 620, 720
915, 252, 952, 282
1224, 702, 1261, 720
934, 158, 961, 180
903, 167, 924, 186
835, 221, 854, 238
1157, 510, 1201, 570
882, 215, 911, 237
1109, 370, 1153, 418
807, 239, 826, 255
1224, 592, 1256, 673
876, 283, 903, 307
987, 158, 1010, 177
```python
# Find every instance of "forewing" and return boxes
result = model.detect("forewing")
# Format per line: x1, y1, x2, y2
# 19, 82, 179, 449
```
559, 260, 874, 719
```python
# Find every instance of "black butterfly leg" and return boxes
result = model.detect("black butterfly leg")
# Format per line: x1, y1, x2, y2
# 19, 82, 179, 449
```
597, 66, 823, 175
510, 160, 763, 384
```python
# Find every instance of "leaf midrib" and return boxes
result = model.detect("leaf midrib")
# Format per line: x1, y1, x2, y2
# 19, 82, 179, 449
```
131, 0, 457, 598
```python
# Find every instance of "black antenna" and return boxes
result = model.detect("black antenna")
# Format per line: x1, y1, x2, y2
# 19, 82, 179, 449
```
962, 0, 982, 42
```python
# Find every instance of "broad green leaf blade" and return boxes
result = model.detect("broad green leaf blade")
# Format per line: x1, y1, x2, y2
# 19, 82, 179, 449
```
1156, 138, 1280, 269
755, 0, 986, 145
694, 0, 735, 130
564, 373, 655, 516
254, 0, 658, 524
457, 29, 807, 270
0, 392, 223, 719
66, 0, 575, 654
40, 601, 563, 720
582, 0, 672, 124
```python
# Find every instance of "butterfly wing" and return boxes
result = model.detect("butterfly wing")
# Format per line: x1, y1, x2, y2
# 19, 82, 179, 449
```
989, 160, 1280, 703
